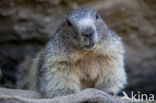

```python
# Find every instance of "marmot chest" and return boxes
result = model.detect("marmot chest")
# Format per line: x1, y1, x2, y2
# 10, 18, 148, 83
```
74, 54, 107, 89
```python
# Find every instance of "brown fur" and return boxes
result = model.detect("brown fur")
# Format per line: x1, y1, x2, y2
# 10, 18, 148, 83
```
17, 8, 127, 98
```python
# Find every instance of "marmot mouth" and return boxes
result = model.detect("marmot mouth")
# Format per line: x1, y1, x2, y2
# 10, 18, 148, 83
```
83, 43, 96, 50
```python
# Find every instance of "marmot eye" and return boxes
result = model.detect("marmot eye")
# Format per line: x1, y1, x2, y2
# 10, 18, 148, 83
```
67, 19, 72, 27
96, 13, 99, 20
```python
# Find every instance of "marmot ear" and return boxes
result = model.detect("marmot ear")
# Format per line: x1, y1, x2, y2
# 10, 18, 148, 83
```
96, 13, 100, 20
66, 19, 73, 27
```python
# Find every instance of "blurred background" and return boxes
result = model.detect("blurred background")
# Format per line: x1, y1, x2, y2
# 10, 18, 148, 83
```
0, 0, 155, 96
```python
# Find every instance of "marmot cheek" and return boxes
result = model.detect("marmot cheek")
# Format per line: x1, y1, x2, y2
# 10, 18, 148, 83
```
93, 35, 99, 43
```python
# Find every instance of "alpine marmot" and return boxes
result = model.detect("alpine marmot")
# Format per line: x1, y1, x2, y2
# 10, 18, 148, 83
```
17, 7, 127, 98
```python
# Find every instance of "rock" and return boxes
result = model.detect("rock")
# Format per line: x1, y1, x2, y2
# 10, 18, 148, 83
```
0, 0, 155, 96
0, 0, 70, 84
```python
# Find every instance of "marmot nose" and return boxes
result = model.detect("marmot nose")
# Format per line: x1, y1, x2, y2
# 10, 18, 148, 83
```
81, 28, 95, 39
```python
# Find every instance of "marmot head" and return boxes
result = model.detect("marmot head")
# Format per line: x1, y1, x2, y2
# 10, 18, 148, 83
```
60, 8, 108, 51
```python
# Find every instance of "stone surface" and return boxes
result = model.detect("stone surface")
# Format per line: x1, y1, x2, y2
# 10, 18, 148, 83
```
0, 0, 155, 95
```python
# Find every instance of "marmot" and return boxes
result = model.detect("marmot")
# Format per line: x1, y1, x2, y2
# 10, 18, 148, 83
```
17, 8, 127, 98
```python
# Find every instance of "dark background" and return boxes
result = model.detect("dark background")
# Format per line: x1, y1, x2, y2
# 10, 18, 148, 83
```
0, 0, 155, 95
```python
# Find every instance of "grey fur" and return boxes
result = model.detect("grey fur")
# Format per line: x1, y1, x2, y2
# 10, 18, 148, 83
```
17, 7, 127, 98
